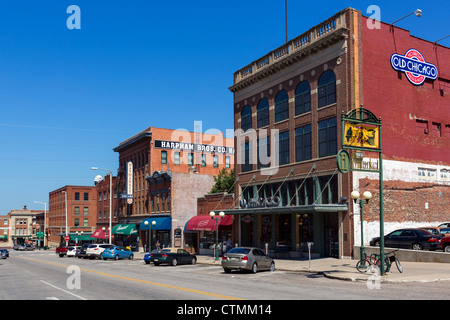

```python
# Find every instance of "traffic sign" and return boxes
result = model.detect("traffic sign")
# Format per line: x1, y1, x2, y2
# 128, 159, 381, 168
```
64, 236, 70, 242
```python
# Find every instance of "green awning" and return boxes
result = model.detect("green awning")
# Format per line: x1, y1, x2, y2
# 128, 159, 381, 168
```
69, 234, 93, 241
112, 224, 138, 235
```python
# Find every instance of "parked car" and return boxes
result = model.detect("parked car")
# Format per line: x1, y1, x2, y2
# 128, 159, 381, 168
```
143, 249, 162, 264
76, 244, 90, 259
147, 248, 197, 266
56, 246, 68, 257
439, 237, 450, 253
419, 227, 450, 237
18, 244, 35, 251
67, 246, 78, 257
86, 244, 114, 259
369, 228, 441, 250
438, 223, 450, 228
0, 249, 9, 259
222, 247, 275, 273
102, 246, 134, 260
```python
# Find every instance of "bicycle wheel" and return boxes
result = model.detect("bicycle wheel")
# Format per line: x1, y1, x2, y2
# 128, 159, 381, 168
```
356, 259, 371, 273
394, 257, 403, 273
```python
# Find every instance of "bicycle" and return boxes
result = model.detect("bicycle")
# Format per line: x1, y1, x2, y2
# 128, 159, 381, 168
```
356, 253, 382, 273
356, 250, 403, 274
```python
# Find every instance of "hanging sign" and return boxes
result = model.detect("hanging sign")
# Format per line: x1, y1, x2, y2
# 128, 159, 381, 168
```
390, 49, 438, 86
343, 123, 379, 149
126, 161, 133, 204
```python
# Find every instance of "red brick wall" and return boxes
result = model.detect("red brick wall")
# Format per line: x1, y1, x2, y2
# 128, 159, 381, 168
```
361, 17, 450, 165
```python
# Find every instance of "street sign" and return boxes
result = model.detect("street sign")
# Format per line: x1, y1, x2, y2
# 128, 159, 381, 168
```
64, 236, 70, 242
337, 149, 350, 173
36, 232, 44, 238
120, 194, 134, 199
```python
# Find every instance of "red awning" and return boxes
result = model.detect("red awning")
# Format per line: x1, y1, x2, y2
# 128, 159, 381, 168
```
91, 228, 109, 239
185, 215, 232, 231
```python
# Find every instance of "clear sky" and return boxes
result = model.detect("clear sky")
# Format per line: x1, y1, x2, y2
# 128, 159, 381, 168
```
0, 0, 448, 215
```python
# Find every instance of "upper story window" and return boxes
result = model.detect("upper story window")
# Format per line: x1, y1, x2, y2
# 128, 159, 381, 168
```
241, 141, 252, 172
275, 90, 289, 123
295, 81, 311, 115
277, 131, 290, 165
318, 70, 336, 108
241, 105, 252, 132
174, 152, 180, 165
161, 151, 167, 164
257, 98, 269, 128
318, 117, 337, 157
295, 124, 312, 162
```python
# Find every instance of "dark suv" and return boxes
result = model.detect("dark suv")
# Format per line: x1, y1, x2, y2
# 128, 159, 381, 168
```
76, 244, 90, 259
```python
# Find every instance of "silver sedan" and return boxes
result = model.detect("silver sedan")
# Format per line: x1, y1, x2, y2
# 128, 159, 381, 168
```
221, 247, 275, 273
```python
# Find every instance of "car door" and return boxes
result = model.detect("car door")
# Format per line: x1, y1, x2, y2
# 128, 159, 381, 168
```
385, 230, 402, 248
399, 230, 418, 249
177, 249, 189, 264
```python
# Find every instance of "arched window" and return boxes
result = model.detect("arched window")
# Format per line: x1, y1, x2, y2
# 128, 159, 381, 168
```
241, 105, 252, 132
295, 81, 311, 115
275, 90, 289, 122
318, 70, 336, 108
257, 98, 269, 128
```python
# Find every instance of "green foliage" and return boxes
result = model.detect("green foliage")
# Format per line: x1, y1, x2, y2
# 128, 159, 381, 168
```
210, 169, 235, 194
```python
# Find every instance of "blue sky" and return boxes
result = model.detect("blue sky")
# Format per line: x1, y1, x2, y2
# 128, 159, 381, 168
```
0, 0, 448, 214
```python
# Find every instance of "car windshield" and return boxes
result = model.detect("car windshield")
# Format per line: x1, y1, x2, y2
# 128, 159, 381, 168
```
88, 245, 98, 248
227, 248, 251, 254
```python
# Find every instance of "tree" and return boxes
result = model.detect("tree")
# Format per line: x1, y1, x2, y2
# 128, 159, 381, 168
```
210, 169, 235, 194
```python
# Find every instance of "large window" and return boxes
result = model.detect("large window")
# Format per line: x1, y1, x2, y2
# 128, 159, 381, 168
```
295, 125, 312, 162
277, 131, 290, 165
241, 142, 252, 172
295, 81, 311, 115
318, 70, 336, 108
257, 98, 270, 128
257, 136, 270, 169
318, 117, 337, 157
241, 105, 252, 132
275, 90, 289, 122
161, 151, 167, 164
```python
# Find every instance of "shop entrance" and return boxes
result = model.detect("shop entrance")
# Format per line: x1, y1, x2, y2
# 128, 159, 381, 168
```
324, 213, 339, 258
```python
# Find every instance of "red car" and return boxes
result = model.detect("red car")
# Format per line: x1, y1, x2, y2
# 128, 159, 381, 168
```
439, 237, 450, 253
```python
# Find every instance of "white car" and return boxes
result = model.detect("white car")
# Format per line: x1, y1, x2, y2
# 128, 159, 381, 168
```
67, 246, 78, 257
86, 244, 114, 259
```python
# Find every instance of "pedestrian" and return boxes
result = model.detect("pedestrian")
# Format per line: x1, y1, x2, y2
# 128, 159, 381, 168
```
156, 240, 161, 251
225, 237, 232, 252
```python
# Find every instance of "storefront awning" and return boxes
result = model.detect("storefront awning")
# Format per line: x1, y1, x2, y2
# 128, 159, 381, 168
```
69, 234, 93, 241
91, 228, 110, 239
139, 217, 172, 230
185, 215, 232, 232
112, 224, 138, 235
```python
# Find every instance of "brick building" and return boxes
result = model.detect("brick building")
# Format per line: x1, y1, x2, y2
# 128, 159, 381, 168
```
47, 186, 98, 247
227, 8, 449, 258
2, 206, 42, 247
112, 126, 234, 251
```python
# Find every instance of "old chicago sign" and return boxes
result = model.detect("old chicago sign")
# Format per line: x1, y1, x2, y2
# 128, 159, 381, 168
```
391, 49, 438, 86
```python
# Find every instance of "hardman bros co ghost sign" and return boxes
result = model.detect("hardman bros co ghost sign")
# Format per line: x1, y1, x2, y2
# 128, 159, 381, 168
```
391, 49, 438, 86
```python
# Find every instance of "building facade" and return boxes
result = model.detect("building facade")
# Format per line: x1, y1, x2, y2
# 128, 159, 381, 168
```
228, 7, 449, 258
113, 126, 234, 251
2, 206, 42, 247
47, 186, 98, 246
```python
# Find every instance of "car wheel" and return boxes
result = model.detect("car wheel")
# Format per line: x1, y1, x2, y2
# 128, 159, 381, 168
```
412, 243, 423, 250
129, 254, 134, 260
251, 263, 258, 274
171, 258, 178, 266
223, 268, 231, 273
444, 245, 450, 253
145, 260, 150, 264
269, 262, 275, 272
374, 240, 380, 247
114, 255, 119, 260
191, 257, 196, 265
103, 257, 107, 260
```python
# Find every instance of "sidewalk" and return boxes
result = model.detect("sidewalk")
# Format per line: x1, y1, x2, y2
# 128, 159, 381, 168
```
135, 252, 450, 283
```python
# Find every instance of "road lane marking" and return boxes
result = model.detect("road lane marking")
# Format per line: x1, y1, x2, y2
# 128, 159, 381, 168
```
19, 256, 243, 300
40, 280, 87, 300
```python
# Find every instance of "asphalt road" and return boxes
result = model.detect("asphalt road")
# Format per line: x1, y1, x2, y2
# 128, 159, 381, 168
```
2, 250, 449, 302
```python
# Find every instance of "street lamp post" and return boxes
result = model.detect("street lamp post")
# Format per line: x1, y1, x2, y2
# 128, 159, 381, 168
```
351, 190, 372, 261
209, 211, 225, 261
92, 167, 113, 244
144, 220, 156, 252
34, 201, 47, 248
391, 9, 422, 26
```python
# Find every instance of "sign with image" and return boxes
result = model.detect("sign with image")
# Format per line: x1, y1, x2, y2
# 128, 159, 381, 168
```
343, 123, 379, 149
390, 49, 438, 86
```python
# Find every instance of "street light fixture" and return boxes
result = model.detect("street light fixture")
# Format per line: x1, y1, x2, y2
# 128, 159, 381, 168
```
210, 211, 225, 261
92, 167, 113, 244
391, 9, 422, 26
351, 190, 372, 262
144, 220, 156, 252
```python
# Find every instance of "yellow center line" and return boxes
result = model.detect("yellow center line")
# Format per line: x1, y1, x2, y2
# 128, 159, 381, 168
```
19, 256, 244, 300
